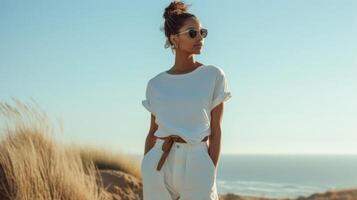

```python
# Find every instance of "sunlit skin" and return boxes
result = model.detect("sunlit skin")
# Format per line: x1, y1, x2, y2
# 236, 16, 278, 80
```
144, 17, 224, 168
167, 17, 205, 74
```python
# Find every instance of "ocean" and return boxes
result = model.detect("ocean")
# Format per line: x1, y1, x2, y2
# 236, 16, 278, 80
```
134, 154, 357, 199
216, 154, 357, 198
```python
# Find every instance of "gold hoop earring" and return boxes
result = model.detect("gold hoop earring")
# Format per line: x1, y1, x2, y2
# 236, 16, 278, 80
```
164, 39, 171, 49
171, 46, 175, 54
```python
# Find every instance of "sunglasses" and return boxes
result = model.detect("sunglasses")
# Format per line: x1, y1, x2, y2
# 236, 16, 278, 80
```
176, 28, 208, 39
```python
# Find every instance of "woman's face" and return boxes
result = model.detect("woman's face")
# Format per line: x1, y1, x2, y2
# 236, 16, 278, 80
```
170, 17, 206, 55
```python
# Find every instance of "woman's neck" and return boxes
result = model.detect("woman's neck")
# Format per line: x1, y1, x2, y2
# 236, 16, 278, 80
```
170, 52, 199, 72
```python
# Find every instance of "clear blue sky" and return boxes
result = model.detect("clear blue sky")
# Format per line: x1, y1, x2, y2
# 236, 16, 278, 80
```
1, 0, 356, 155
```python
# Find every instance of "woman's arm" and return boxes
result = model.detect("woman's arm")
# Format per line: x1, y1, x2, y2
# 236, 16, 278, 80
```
208, 102, 224, 167
144, 113, 158, 155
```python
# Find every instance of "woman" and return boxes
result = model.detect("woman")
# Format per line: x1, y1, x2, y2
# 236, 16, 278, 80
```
141, 1, 232, 200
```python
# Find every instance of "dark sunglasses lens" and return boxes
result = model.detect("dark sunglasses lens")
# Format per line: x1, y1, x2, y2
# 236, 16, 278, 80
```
189, 29, 197, 38
200, 29, 208, 38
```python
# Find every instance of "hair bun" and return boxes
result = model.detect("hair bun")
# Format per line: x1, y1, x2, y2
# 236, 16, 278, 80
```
163, 1, 189, 20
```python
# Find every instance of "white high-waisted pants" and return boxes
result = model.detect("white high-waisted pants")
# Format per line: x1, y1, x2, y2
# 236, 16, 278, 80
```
141, 137, 219, 200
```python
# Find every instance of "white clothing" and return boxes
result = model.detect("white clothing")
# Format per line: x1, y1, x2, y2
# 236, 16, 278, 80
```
141, 64, 232, 144
141, 137, 219, 200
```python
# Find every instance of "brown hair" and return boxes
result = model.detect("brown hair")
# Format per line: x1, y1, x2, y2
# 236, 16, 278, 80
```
161, 1, 196, 49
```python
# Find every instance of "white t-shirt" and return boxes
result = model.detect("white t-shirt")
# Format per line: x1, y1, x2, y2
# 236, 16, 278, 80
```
142, 64, 232, 144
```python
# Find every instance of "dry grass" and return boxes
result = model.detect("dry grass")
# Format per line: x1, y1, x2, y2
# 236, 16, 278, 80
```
0, 98, 140, 199
70, 144, 142, 180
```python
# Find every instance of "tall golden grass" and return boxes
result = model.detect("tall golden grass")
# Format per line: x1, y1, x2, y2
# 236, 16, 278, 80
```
0, 99, 140, 199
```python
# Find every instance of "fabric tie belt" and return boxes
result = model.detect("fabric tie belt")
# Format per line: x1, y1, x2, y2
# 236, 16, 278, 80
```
156, 135, 209, 171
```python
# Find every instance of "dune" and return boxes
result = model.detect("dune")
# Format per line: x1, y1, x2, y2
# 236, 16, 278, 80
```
0, 99, 356, 200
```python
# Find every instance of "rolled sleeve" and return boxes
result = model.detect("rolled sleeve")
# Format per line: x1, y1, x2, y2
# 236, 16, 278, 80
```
211, 68, 232, 110
142, 81, 154, 113
142, 99, 152, 112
